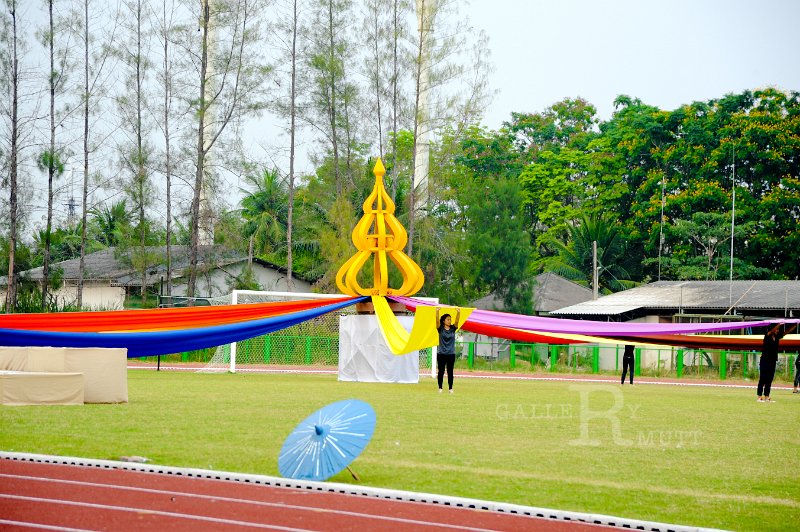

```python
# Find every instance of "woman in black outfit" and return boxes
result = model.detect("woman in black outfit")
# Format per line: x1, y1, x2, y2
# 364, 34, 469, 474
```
794, 352, 800, 394
621, 344, 635, 385
436, 309, 461, 394
758, 323, 796, 402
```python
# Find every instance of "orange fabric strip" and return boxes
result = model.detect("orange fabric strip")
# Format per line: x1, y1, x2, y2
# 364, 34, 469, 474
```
0, 297, 354, 332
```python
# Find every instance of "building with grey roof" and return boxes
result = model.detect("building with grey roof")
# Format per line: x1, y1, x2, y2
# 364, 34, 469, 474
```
471, 272, 594, 314
2, 246, 313, 310
549, 280, 800, 322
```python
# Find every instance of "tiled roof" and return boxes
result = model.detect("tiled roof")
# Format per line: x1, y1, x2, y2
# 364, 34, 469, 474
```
471, 272, 593, 312
12, 245, 313, 286
550, 280, 800, 316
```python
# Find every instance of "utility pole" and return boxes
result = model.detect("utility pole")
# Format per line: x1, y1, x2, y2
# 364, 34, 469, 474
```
592, 240, 598, 300
729, 143, 736, 309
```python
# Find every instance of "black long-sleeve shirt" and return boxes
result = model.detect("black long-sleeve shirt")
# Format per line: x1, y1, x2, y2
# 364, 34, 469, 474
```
761, 333, 780, 368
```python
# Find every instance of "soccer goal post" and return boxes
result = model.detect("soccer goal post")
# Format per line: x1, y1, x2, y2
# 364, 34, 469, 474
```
225, 290, 349, 373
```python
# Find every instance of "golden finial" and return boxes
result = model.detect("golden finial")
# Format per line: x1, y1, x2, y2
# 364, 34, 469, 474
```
335, 158, 424, 296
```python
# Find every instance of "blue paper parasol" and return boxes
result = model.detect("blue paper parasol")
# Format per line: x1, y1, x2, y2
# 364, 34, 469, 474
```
278, 399, 376, 482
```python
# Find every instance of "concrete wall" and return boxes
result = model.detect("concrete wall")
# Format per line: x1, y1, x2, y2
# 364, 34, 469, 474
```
57, 282, 127, 310
170, 262, 313, 298
0, 282, 126, 310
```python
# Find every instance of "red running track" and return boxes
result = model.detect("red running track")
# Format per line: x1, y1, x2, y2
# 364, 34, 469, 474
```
0, 457, 618, 531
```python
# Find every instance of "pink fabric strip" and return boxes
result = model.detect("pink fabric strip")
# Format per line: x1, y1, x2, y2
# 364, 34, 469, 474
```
389, 296, 791, 336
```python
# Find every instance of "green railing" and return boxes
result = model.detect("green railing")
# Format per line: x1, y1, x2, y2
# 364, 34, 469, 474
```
149, 336, 798, 381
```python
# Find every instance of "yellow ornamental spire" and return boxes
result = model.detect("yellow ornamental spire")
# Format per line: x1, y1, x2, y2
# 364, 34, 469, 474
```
335, 158, 424, 296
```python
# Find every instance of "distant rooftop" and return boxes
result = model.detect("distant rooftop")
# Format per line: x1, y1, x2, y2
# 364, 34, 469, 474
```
550, 280, 800, 319
9, 245, 314, 287
472, 272, 593, 314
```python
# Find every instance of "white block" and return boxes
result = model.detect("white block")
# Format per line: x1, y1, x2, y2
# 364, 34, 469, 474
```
338, 314, 419, 383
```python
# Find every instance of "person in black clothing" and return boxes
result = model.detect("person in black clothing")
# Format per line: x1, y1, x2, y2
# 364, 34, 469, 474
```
758, 323, 797, 402
621, 344, 635, 385
794, 352, 800, 394
436, 308, 461, 394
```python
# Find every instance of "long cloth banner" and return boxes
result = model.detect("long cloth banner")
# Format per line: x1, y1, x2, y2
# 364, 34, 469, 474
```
390, 296, 800, 351
0, 297, 356, 332
389, 296, 787, 335
0, 297, 366, 358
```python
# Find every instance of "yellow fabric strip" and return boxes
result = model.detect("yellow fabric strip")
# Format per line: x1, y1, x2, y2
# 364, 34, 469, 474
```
371, 296, 474, 355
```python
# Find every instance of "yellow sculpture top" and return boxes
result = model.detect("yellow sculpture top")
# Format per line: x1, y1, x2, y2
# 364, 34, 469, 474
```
335, 158, 424, 296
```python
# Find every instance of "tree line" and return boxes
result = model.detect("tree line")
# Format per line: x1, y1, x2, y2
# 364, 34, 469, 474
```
1, 2, 798, 315
0, 0, 489, 311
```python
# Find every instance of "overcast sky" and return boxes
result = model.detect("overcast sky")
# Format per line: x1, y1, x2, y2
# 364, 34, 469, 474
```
469, 0, 800, 129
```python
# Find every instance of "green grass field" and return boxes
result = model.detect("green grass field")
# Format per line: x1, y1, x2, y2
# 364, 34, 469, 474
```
1, 370, 798, 531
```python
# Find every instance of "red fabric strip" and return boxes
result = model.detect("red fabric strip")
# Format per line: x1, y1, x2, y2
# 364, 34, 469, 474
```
0, 297, 354, 332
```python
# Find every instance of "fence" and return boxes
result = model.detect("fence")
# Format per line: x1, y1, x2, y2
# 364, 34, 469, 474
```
150, 334, 799, 381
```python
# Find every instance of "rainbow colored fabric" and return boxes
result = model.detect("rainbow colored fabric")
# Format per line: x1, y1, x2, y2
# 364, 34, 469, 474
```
0, 297, 366, 358
1, 294, 798, 358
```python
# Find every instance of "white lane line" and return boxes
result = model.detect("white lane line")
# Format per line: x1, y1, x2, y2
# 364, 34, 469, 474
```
0, 493, 312, 531
0, 519, 90, 532
0, 474, 504, 532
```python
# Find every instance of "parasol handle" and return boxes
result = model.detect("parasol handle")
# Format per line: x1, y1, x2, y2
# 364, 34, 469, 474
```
346, 465, 360, 481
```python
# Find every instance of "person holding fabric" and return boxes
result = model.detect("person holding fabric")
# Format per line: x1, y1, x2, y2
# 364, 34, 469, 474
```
436, 308, 461, 394
794, 352, 800, 394
621, 344, 635, 385
758, 323, 796, 402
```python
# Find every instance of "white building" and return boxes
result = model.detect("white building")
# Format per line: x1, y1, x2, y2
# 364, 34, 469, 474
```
3, 246, 314, 310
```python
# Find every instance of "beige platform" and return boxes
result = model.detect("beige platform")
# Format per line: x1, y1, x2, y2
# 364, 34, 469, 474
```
0, 371, 85, 405
0, 347, 128, 404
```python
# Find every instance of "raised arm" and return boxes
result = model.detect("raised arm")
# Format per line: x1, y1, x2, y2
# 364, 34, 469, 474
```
454, 308, 462, 330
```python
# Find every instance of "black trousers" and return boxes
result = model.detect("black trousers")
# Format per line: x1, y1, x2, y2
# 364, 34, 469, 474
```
795, 367, 800, 388
437, 353, 455, 390
757, 363, 776, 397
621, 356, 634, 384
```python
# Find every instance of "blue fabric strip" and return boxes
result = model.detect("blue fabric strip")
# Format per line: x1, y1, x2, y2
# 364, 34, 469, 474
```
0, 297, 367, 358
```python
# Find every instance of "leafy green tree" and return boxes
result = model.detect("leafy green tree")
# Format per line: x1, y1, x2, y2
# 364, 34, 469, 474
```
653, 211, 766, 280
518, 147, 590, 248
0, 237, 34, 311
462, 175, 533, 313
542, 214, 636, 294
722, 89, 800, 278
507, 98, 603, 257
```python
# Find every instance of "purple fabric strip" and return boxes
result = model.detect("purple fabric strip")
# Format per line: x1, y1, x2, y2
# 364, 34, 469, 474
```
390, 296, 792, 336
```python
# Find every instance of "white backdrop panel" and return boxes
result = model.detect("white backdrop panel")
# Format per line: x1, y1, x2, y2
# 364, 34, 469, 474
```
338, 315, 419, 383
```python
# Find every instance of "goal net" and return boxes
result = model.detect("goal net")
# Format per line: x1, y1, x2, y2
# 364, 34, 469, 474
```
198, 290, 435, 374
198, 290, 353, 373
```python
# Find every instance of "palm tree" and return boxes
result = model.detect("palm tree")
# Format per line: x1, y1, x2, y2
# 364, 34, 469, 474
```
544, 214, 637, 294
90, 201, 132, 248
240, 168, 289, 259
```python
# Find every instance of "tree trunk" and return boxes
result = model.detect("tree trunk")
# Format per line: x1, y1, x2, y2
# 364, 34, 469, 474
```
390, 0, 399, 202
371, 5, 383, 159
286, 0, 298, 290
188, 0, 211, 301
42, 0, 56, 309
136, 0, 146, 302
163, 1, 173, 297
327, 0, 340, 194
77, 0, 90, 309
5, 2, 19, 313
